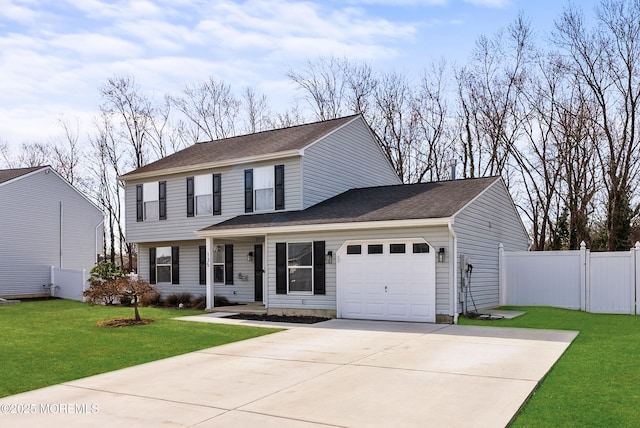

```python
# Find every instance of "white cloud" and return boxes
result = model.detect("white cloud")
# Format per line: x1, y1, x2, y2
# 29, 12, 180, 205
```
463, 0, 511, 7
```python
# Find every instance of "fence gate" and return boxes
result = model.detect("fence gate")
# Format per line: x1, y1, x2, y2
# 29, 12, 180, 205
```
500, 242, 640, 315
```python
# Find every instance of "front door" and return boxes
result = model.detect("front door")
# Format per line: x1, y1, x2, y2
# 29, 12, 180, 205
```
254, 244, 263, 301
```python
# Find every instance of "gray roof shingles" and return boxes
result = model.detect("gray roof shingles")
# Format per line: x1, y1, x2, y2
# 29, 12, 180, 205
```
0, 166, 44, 184
201, 176, 500, 232
120, 115, 359, 179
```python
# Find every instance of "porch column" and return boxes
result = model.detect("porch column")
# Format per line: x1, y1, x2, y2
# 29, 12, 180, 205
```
206, 237, 214, 309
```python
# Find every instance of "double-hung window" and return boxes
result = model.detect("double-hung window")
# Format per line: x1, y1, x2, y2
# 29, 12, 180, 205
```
187, 174, 221, 217
137, 181, 166, 221
212, 244, 234, 285
195, 175, 212, 216
276, 241, 325, 295
287, 242, 313, 293
244, 165, 284, 213
149, 246, 179, 284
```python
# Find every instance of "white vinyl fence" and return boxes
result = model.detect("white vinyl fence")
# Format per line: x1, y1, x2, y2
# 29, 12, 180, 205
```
499, 242, 640, 314
50, 266, 89, 302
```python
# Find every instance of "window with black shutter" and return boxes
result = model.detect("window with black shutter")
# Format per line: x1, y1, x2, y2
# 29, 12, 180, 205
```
224, 244, 234, 285
136, 184, 143, 222
213, 173, 221, 215
149, 247, 156, 284
159, 181, 167, 220
186, 176, 194, 217
276, 242, 287, 294
171, 246, 180, 284
275, 164, 284, 210
313, 241, 326, 295
199, 246, 206, 285
244, 169, 253, 213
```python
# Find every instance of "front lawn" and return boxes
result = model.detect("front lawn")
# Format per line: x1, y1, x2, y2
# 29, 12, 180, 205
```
0, 299, 280, 398
460, 306, 640, 427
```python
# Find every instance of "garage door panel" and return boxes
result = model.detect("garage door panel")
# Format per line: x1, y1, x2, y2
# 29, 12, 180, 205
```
337, 240, 436, 323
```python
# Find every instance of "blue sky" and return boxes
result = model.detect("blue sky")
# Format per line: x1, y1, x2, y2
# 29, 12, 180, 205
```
0, 0, 598, 150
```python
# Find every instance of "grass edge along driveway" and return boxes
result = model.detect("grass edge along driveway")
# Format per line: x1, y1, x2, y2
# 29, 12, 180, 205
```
460, 306, 640, 428
0, 299, 281, 398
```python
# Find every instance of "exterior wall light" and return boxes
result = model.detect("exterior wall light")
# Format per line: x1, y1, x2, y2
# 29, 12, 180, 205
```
438, 247, 445, 263
247, 251, 254, 262
326, 250, 333, 264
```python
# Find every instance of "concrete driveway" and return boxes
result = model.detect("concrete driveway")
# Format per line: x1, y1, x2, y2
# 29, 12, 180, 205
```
0, 317, 577, 428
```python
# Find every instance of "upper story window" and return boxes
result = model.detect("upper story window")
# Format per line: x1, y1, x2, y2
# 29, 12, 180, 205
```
245, 165, 284, 213
136, 181, 166, 222
187, 174, 221, 217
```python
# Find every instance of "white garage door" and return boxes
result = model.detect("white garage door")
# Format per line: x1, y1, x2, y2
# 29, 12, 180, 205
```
337, 239, 436, 322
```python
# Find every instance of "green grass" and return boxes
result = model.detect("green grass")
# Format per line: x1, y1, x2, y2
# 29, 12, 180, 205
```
0, 299, 280, 398
459, 306, 640, 427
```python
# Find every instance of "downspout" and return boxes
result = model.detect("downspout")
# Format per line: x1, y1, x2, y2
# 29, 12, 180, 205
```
448, 220, 458, 324
59, 201, 63, 268
95, 220, 104, 264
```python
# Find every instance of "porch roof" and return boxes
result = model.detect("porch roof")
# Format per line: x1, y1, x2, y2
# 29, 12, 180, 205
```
197, 176, 500, 236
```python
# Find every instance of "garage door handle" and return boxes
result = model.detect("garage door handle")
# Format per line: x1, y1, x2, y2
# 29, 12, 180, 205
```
385, 285, 387, 292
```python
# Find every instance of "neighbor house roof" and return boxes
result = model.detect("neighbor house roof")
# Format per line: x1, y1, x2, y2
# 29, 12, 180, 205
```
119, 115, 360, 180
0, 166, 45, 185
198, 176, 500, 236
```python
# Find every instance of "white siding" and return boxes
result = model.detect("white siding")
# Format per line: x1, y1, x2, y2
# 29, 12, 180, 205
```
453, 180, 529, 311
265, 226, 452, 315
302, 116, 400, 208
0, 169, 103, 297
138, 240, 259, 302
126, 158, 302, 243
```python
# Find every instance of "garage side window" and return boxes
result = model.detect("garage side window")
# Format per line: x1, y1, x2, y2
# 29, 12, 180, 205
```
276, 241, 325, 295
413, 243, 430, 253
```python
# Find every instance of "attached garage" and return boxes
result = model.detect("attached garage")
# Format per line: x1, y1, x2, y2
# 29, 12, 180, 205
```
337, 239, 436, 322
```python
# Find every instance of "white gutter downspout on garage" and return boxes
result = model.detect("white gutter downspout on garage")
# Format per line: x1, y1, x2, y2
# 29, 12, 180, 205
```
448, 220, 458, 324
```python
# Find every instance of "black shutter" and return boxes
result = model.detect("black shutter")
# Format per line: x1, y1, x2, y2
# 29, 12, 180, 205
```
276, 242, 287, 294
275, 164, 285, 210
244, 169, 253, 213
149, 247, 156, 284
313, 241, 326, 295
136, 184, 143, 222
186, 176, 194, 217
224, 244, 234, 285
199, 245, 206, 285
171, 246, 180, 284
213, 173, 221, 215
159, 181, 167, 220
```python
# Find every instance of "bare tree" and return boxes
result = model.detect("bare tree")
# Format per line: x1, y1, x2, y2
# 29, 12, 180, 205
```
554, 0, 640, 250
242, 87, 270, 134
170, 77, 241, 142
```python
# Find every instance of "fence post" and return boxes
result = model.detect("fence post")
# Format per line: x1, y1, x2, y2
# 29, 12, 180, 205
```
50, 266, 55, 289
580, 241, 587, 312
82, 269, 88, 303
498, 243, 506, 306
634, 242, 640, 315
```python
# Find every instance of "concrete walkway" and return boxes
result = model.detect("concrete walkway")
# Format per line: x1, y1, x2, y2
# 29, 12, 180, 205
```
0, 317, 577, 428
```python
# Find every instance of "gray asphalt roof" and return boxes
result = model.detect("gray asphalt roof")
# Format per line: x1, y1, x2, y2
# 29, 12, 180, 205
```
0, 166, 45, 184
200, 176, 500, 232
120, 115, 360, 179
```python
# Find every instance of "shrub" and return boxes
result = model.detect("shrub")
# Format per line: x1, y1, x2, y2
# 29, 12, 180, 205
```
83, 276, 157, 321
164, 292, 193, 308
139, 291, 162, 307
192, 295, 206, 310
85, 262, 127, 305
214, 295, 230, 307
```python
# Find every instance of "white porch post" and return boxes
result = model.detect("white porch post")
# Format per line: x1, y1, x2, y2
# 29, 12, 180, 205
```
206, 237, 214, 309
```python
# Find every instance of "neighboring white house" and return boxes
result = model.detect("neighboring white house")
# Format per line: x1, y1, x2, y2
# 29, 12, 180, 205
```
0, 166, 104, 298
120, 115, 529, 323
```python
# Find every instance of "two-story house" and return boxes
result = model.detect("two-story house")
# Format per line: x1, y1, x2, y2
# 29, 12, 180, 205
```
120, 115, 528, 323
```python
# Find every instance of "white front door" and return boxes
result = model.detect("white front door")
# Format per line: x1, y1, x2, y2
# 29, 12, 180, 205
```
337, 239, 436, 322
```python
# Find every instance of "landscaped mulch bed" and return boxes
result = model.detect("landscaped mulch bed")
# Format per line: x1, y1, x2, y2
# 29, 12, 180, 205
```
96, 318, 155, 327
226, 314, 330, 324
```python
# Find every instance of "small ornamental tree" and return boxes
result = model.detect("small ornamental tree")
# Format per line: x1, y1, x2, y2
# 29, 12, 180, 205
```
118, 277, 156, 321
85, 262, 126, 305
83, 262, 157, 323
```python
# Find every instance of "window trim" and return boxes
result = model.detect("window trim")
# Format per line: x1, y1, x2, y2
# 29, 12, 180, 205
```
287, 241, 314, 295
